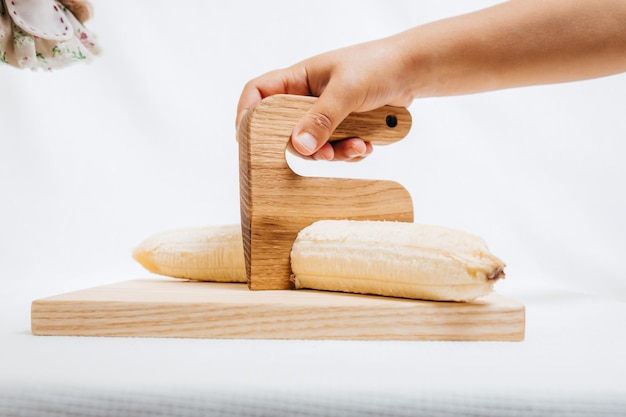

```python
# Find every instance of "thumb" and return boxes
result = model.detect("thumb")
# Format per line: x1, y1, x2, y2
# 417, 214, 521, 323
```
291, 90, 353, 157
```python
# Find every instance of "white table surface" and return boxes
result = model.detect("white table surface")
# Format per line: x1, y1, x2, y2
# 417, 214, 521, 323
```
2, 279, 626, 417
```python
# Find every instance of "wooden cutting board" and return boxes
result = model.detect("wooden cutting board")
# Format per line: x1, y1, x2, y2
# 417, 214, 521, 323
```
31, 279, 525, 341
31, 96, 525, 342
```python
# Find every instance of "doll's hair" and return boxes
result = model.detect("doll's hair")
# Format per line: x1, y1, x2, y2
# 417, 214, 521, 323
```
59, 0, 93, 22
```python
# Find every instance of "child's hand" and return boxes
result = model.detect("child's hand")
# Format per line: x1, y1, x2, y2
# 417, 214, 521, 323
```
236, 37, 416, 161
238, 0, 626, 162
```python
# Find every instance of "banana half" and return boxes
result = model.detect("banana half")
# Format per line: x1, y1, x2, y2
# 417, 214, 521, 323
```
133, 221, 505, 301
132, 224, 246, 283
291, 220, 505, 302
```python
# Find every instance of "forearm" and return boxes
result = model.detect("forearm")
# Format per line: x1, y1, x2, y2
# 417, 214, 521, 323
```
398, 0, 626, 97
237, 0, 626, 161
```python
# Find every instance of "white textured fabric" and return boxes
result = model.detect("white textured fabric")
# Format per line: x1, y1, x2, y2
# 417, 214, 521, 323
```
1, 384, 625, 417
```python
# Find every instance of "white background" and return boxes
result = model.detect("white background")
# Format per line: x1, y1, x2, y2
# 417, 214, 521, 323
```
1, 0, 625, 301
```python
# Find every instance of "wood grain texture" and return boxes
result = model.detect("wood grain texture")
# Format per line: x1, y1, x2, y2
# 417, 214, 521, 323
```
239, 95, 414, 290
31, 279, 525, 341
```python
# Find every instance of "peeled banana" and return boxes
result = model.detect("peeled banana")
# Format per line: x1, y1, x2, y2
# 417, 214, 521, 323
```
290, 220, 505, 301
133, 221, 505, 301
132, 224, 246, 282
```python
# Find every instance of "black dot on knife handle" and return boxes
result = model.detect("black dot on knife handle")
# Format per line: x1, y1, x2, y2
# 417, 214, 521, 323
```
386, 114, 398, 128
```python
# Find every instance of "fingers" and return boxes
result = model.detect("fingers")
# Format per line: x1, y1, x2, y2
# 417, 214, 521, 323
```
236, 67, 310, 133
236, 64, 374, 161
288, 138, 372, 161
290, 84, 356, 157
236, 83, 263, 133
330, 138, 373, 161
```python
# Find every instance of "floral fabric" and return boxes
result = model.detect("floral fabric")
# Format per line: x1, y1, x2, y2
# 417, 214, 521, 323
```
0, 0, 99, 70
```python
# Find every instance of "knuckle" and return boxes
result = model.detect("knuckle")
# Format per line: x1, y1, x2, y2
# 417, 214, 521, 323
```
308, 112, 334, 134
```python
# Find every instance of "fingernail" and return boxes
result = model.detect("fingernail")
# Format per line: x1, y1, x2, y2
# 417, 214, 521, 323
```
295, 132, 318, 154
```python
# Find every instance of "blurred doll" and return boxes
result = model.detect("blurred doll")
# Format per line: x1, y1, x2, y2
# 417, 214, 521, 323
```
0, 0, 99, 70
